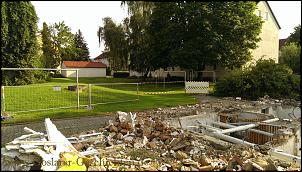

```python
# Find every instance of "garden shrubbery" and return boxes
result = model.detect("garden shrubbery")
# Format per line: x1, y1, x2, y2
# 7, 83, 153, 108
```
113, 71, 130, 78
214, 59, 300, 100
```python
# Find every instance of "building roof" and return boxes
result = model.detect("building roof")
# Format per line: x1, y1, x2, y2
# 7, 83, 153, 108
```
257, 1, 281, 29
279, 38, 287, 49
94, 52, 109, 60
63, 61, 106, 68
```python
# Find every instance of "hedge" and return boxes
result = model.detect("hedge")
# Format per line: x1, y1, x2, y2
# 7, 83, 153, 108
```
214, 59, 300, 100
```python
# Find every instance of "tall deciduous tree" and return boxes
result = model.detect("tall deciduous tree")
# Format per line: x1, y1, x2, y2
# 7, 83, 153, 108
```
100, 1, 263, 79
1, 2, 41, 85
41, 22, 57, 68
286, 25, 301, 45
74, 29, 90, 61
148, 2, 263, 71
121, 1, 155, 78
51, 21, 77, 63
97, 17, 129, 71
279, 42, 300, 74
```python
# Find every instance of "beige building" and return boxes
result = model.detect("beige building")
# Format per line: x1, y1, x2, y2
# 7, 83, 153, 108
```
61, 61, 107, 77
251, 1, 281, 64
94, 53, 109, 67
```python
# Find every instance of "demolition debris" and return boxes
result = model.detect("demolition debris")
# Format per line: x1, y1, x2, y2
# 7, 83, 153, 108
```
1, 108, 301, 171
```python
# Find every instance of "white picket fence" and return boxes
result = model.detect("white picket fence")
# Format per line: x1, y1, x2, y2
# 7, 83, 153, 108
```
185, 81, 209, 94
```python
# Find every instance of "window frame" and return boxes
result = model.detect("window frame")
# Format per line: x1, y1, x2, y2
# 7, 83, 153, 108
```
265, 12, 269, 20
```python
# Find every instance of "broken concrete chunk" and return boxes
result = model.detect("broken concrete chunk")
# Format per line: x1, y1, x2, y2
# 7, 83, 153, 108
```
175, 151, 188, 160
120, 129, 128, 135
117, 111, 129, 123
116, 133, 123, 140
72, 143, 84, 151
198, 154, 211, 166
108, 125, 118, 133
198, 165, 213, 171
146, 141, 157, 149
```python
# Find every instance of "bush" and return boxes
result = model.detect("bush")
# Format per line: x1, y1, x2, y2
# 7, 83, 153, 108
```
106, 67, 112, 76
113, 71, 130, 78
214, 59, 300, 100
166, 76, 185, 81
2, 70, 51, 86
279, 42, 300, 74
50, 72, 64, 78
128, 75, 138, 79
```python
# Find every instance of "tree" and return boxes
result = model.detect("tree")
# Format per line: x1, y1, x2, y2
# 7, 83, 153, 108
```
97, 17, 129, 71
41, 22, 57, 68
286, 25, 300, 45
279, 42, 300, 74
74, 29, 90, 61
1, 2, 41, 85
148, 2, 263, 72
41, 22, 87, 67
51, 21, 77, 63
121, 1, 155, 78
42, 21, 78, 67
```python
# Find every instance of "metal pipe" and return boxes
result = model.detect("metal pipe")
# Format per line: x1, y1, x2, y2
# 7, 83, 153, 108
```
76, 69, 79, 108
212, 121, 274, 137
1, 86, 5, 112
218, 118, 279, 134
88, 84, 92, 108
137, 83, 139, 101
196, 122, 222, 132
269, 149, 301, 167
209, 131, 256, 147
1, 68, 78, 71
93, 82, 140, 85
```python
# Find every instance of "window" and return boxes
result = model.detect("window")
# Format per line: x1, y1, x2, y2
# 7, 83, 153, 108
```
258, 10, 261, 17
265, 12, 269, 20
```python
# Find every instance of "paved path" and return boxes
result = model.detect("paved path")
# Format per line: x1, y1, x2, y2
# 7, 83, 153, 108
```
1, 96, 211, 144
1, 115, 115, 144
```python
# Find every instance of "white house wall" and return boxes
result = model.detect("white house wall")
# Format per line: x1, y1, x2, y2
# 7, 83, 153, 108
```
95, 58, 109, 67
61, 67, 106, 77
251, 1, 279, 63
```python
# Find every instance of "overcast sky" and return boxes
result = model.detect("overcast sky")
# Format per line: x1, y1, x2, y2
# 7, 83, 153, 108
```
31, 1, 301, 59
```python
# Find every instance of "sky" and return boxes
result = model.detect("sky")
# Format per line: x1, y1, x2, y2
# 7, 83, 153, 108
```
31, 1, 301, 59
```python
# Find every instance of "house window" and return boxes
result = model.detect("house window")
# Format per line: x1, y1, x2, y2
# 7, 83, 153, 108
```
265, 12, 269, 20
258, 10, 261, 17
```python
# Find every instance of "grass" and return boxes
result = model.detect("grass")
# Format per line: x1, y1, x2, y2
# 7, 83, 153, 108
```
2, 77, 198, 125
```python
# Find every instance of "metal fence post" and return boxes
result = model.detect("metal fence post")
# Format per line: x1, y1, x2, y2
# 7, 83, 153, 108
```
136, 83, 139, 101
184, 71, 187, 93
76, 69, 79, 108
1, 86, 5, 112
89, 83, 92, 108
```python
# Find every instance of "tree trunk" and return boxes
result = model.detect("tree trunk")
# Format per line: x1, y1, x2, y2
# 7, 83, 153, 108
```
142, 67, 150, 82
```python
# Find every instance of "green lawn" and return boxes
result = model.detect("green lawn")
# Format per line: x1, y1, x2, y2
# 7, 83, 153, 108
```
2, 77, 198, 125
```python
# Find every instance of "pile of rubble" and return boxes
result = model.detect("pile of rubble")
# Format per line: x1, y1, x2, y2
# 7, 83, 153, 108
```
257, 95, 300, 107
140, 95, 301, 120
1, 111, 300, 171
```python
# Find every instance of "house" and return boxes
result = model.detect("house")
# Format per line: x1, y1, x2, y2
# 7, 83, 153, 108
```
250, 1, 281, 63
279, 38, 287, 50
94, 52, 129, 75
94, 52, 109, 67
60, 61, 107, 77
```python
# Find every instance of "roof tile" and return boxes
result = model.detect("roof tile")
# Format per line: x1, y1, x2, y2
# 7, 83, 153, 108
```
63, 61, 106, 68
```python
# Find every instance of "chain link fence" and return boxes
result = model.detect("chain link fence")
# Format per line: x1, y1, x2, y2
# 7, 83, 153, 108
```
1, 68, 188, 114
1, 68, 80, 114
